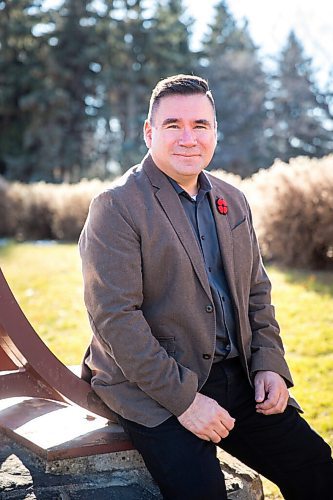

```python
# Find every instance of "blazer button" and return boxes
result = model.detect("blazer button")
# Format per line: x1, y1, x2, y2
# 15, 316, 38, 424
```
205, 305, 214, 313
203, 354, 211, 360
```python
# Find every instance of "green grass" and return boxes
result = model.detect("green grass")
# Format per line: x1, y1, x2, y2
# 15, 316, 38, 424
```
1, 242, 332, 499
0, 241, 91, 365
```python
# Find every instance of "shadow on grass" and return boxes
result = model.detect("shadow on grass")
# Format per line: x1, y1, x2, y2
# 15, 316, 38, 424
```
2, 241, 333, 299
0, 239, 64, 260
0, 239, 16, 259
271, 264, 333, 298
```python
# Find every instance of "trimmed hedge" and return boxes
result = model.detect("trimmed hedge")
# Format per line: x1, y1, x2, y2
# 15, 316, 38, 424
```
1, 155, 333, 269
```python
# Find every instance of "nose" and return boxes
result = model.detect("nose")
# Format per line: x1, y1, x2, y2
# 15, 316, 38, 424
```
178, 127, 197, 147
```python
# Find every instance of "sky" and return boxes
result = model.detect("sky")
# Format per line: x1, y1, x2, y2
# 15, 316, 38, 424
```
184, 0, 333, 90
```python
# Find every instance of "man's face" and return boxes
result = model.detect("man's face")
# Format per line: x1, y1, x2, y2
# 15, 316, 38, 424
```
144, 94, 217, 185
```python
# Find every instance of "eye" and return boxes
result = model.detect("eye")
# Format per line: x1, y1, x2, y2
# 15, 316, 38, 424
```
166, 124, 179, 129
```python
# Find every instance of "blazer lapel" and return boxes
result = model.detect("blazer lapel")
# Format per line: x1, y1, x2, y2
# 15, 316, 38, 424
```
208, 189, 239, 308
143, 155, 212, 298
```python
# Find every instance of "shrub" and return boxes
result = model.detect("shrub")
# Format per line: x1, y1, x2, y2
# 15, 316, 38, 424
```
6, 182, 55, 240
0, 176, 10, 236
242, 156, 333, 269
210, 169, 242, 188
2, 179, 108, 241
2, 156, 333, 270
51, 179, 106, 241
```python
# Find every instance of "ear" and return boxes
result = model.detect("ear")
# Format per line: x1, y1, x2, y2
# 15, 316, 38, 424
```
214, 120, 218, 147
144, 120, 152, 148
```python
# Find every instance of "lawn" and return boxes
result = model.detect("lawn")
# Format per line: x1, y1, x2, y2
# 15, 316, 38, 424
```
1, 242, 332, 499
0, 241, 92, 365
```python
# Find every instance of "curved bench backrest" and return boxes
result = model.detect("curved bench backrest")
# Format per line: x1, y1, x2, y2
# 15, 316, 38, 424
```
0, 267, 114, 420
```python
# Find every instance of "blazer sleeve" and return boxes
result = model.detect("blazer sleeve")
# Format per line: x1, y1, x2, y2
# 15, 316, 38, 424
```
245, 198, 294, 387
79, 191, 198, 416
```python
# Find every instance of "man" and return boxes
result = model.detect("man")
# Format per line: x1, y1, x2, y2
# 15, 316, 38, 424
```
79, 75, 333, 499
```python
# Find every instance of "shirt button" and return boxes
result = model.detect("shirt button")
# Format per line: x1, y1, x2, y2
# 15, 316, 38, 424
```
201, 235, 205, 240
205, 305, 213, 313
202, 354, 211, 360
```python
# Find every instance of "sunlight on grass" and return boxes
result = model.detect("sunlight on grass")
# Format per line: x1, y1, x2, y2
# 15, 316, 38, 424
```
1, 243, 332, 500
0, 241, 92, 365
261, 265, 333, 499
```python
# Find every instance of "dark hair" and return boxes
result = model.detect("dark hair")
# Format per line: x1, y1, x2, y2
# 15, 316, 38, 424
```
147, 74, 216, 123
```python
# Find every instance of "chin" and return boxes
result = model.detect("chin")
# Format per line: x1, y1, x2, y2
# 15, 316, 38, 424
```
174, 159, 203, 170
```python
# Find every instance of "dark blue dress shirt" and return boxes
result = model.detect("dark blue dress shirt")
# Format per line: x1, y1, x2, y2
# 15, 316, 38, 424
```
168, 172, 238, 361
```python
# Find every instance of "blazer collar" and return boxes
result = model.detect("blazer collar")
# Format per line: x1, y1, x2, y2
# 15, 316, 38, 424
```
142, 154, 212, 298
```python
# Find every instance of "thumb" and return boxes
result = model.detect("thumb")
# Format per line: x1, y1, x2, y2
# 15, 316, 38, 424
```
255, 378, 266, 403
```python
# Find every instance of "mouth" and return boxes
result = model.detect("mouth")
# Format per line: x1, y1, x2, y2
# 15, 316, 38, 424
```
173, 153, 201, 158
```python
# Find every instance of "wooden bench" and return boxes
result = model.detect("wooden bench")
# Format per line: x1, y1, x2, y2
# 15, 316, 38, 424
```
0, 267, 133, 460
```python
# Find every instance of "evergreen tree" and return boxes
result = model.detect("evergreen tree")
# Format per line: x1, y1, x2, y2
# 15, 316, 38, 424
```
0, 0, 105, 182
94, 0, 151, 170
24, 0, 103, 181
199, 0, 269, 177
270, 31, 333, 163
0, 0, 48, 180
146, 0, 194, 81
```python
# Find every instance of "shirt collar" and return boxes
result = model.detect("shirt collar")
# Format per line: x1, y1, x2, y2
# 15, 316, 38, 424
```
166, 171, 212, 199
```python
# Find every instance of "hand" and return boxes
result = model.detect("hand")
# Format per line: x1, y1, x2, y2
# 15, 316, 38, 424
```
177, 393, 235, 443
254, 371, 289, 415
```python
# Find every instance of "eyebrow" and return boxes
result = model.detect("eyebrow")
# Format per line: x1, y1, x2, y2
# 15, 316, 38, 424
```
161, 118, 212, 127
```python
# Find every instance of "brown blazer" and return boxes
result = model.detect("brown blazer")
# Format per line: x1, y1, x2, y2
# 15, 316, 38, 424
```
79, 153, 296, 426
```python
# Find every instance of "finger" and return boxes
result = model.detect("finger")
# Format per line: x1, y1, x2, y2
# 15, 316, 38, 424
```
198, 416, 233, 441
254, 378, 266, 403
223, 419, 235, 432
210, 430, 224, 443
257, 405, 283, 415
256, 398, 278, 412
257, 394, 288, 415
218, 424, 231, 439
216, 408, 236, 431
210, 425, 232, 442
256, 396, 277, 411
256, 384, 281, 409
206, 419, 231, 440
273, 394, 289, 413
195, 432, 211, 442
194, 430, 222, 443
219, 416, 235, 432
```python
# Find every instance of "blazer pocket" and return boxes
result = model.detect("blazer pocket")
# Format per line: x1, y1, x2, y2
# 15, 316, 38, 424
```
156, 336, 176, 355
231, 215, 247, 231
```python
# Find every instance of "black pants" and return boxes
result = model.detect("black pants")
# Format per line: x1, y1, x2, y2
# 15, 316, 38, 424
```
119, 358, 333, 500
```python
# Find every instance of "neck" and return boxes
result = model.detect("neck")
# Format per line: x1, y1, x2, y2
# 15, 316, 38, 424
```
177, 179, 199, 196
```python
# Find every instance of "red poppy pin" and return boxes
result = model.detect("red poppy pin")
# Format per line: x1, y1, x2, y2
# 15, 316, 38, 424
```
216, 197, 228, 215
